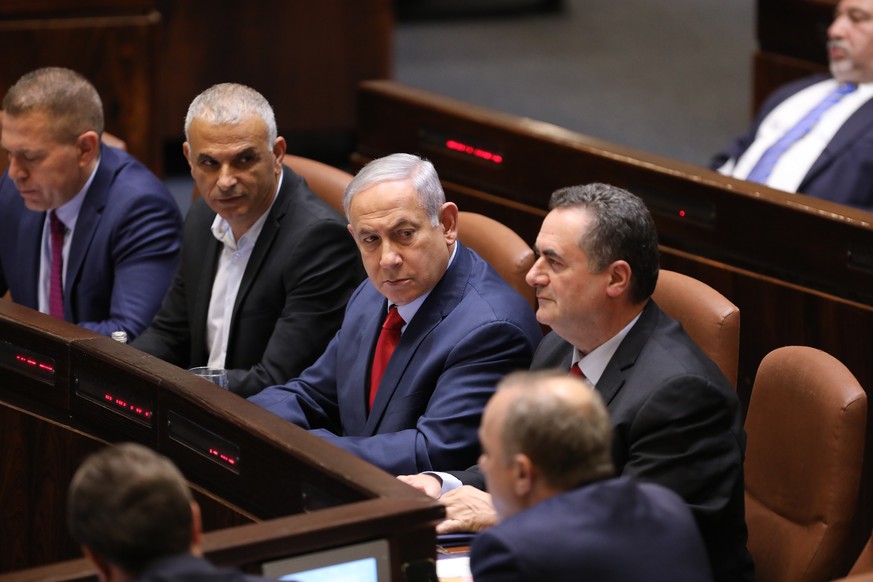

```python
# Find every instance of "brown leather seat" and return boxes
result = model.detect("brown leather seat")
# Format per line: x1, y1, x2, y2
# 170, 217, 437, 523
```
744, 346, 867, 582
284, 155, 351, 214
457, 211, 537, 310
841, 536, 873, 581
651, 269, 740, 387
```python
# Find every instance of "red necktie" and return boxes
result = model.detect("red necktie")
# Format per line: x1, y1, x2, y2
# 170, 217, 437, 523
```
49, 211, 66, 319
369, 306, 404, 410
569, 363, 586, 380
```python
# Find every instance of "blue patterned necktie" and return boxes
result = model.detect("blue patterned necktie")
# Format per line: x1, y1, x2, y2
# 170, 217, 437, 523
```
746, 83, 858, 184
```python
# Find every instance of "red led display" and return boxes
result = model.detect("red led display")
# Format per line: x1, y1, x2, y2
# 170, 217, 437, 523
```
445, 139, 504, 164
102, 392, 153, 420
208, 447, 238, 466
15, 353, 54, 373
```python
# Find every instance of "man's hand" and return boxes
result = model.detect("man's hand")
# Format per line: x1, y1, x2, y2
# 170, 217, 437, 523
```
397, 473, 443, 498
437, 485, 498, 534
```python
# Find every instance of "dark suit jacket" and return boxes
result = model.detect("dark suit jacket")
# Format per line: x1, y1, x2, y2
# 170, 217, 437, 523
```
248, 243, 542, 475
132, 167, 363, 397
0, 145, 182, 338
710, 74, 873, 211
136, 554, 274, 581
470, 476, 714, 582
452, 301, 753, 582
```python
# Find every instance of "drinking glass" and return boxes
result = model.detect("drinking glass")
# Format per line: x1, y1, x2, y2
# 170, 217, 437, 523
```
188, 366, 229, 389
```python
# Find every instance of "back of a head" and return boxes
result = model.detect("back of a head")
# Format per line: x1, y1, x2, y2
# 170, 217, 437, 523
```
67, 443, 193, 575
2, 67, 104, 142
549, 182, 659, 303
342, 153, 445, 223
184, 82, 277, 145
499, 371, 615, 490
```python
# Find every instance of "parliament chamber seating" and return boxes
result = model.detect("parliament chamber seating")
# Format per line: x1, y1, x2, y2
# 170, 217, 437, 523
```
744, 346, 867, 582
349, 79, 873, 555
0, 300, 443, 580
285, 154, 352, 214
456, 211, 537, 310
652, 269, 740, 388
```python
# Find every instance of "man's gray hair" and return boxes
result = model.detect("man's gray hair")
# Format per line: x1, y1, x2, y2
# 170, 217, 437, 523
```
343, 153, 445, 224
184, 83, 277, 146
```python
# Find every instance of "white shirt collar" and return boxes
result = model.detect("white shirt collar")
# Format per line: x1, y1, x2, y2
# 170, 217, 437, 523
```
572, 310, 643, 386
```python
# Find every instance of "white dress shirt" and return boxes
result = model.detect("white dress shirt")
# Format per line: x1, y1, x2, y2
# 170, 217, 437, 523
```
719, 79, 873, 193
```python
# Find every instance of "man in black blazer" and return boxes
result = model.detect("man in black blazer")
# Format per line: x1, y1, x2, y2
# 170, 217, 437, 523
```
132, 83, 362, 396
400, 183, 754, 582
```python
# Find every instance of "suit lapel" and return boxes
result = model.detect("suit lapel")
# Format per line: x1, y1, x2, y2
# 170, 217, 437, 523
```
364, 243, 473, 434
66, 152, 113, 303
800, 97, 873, 189
595, 301, 659, 405
230, 172, 290, 328
17, 211, 45, 308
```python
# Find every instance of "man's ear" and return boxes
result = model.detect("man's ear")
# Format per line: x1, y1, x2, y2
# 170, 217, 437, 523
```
76, 131, 101, 167
439, 202, 459, 245
605, 260, 632, 299
512, 453, 534, 498
190, 500, 204, 556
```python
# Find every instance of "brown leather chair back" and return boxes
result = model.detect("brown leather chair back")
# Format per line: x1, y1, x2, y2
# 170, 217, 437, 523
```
457, 211, 537, 310
652, 269, 740, 387
744, 346, 867, 582
284, 155, 352, 214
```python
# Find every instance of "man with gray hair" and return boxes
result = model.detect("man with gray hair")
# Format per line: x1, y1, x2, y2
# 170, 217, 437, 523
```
132, 83, 362, 396
249, 153, 542, 475
0, 67, 182, 338
470, 370, 713, 581
68, 443, 273, 581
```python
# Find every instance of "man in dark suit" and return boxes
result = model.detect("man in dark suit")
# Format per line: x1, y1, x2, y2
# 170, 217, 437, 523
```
68, 443, 276, 582
0, 67, 182, 338
471, 370, 713, 582
248, 153, 542, 475
400, 183, 754, 582
711, 0, 873, 212
131, 83, 362, 397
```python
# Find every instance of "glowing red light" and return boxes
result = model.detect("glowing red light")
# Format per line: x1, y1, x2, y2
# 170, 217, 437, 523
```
102, 391, 153, 419
444, 139, 503, 165
679, 210, 686, 218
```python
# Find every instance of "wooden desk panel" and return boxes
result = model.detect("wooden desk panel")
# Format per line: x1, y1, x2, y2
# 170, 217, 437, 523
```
0, 302, 443, 577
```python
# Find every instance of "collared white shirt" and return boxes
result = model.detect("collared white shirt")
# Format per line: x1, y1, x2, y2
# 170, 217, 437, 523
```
388, 242, 458, 331
719, 79, 873, 193
38, 160, 100, 315
571, 311, 642, 386
205, 175, 281, 368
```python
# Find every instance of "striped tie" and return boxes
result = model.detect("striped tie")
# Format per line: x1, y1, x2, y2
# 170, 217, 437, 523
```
746, 83, 857, 184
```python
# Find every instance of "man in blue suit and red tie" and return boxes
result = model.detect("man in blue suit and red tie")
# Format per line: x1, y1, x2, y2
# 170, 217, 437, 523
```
0, 67, 182, 338
248, 153, 542, 475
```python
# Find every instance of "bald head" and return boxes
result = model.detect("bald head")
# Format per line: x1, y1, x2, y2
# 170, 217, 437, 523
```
478, 371, 615, 520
